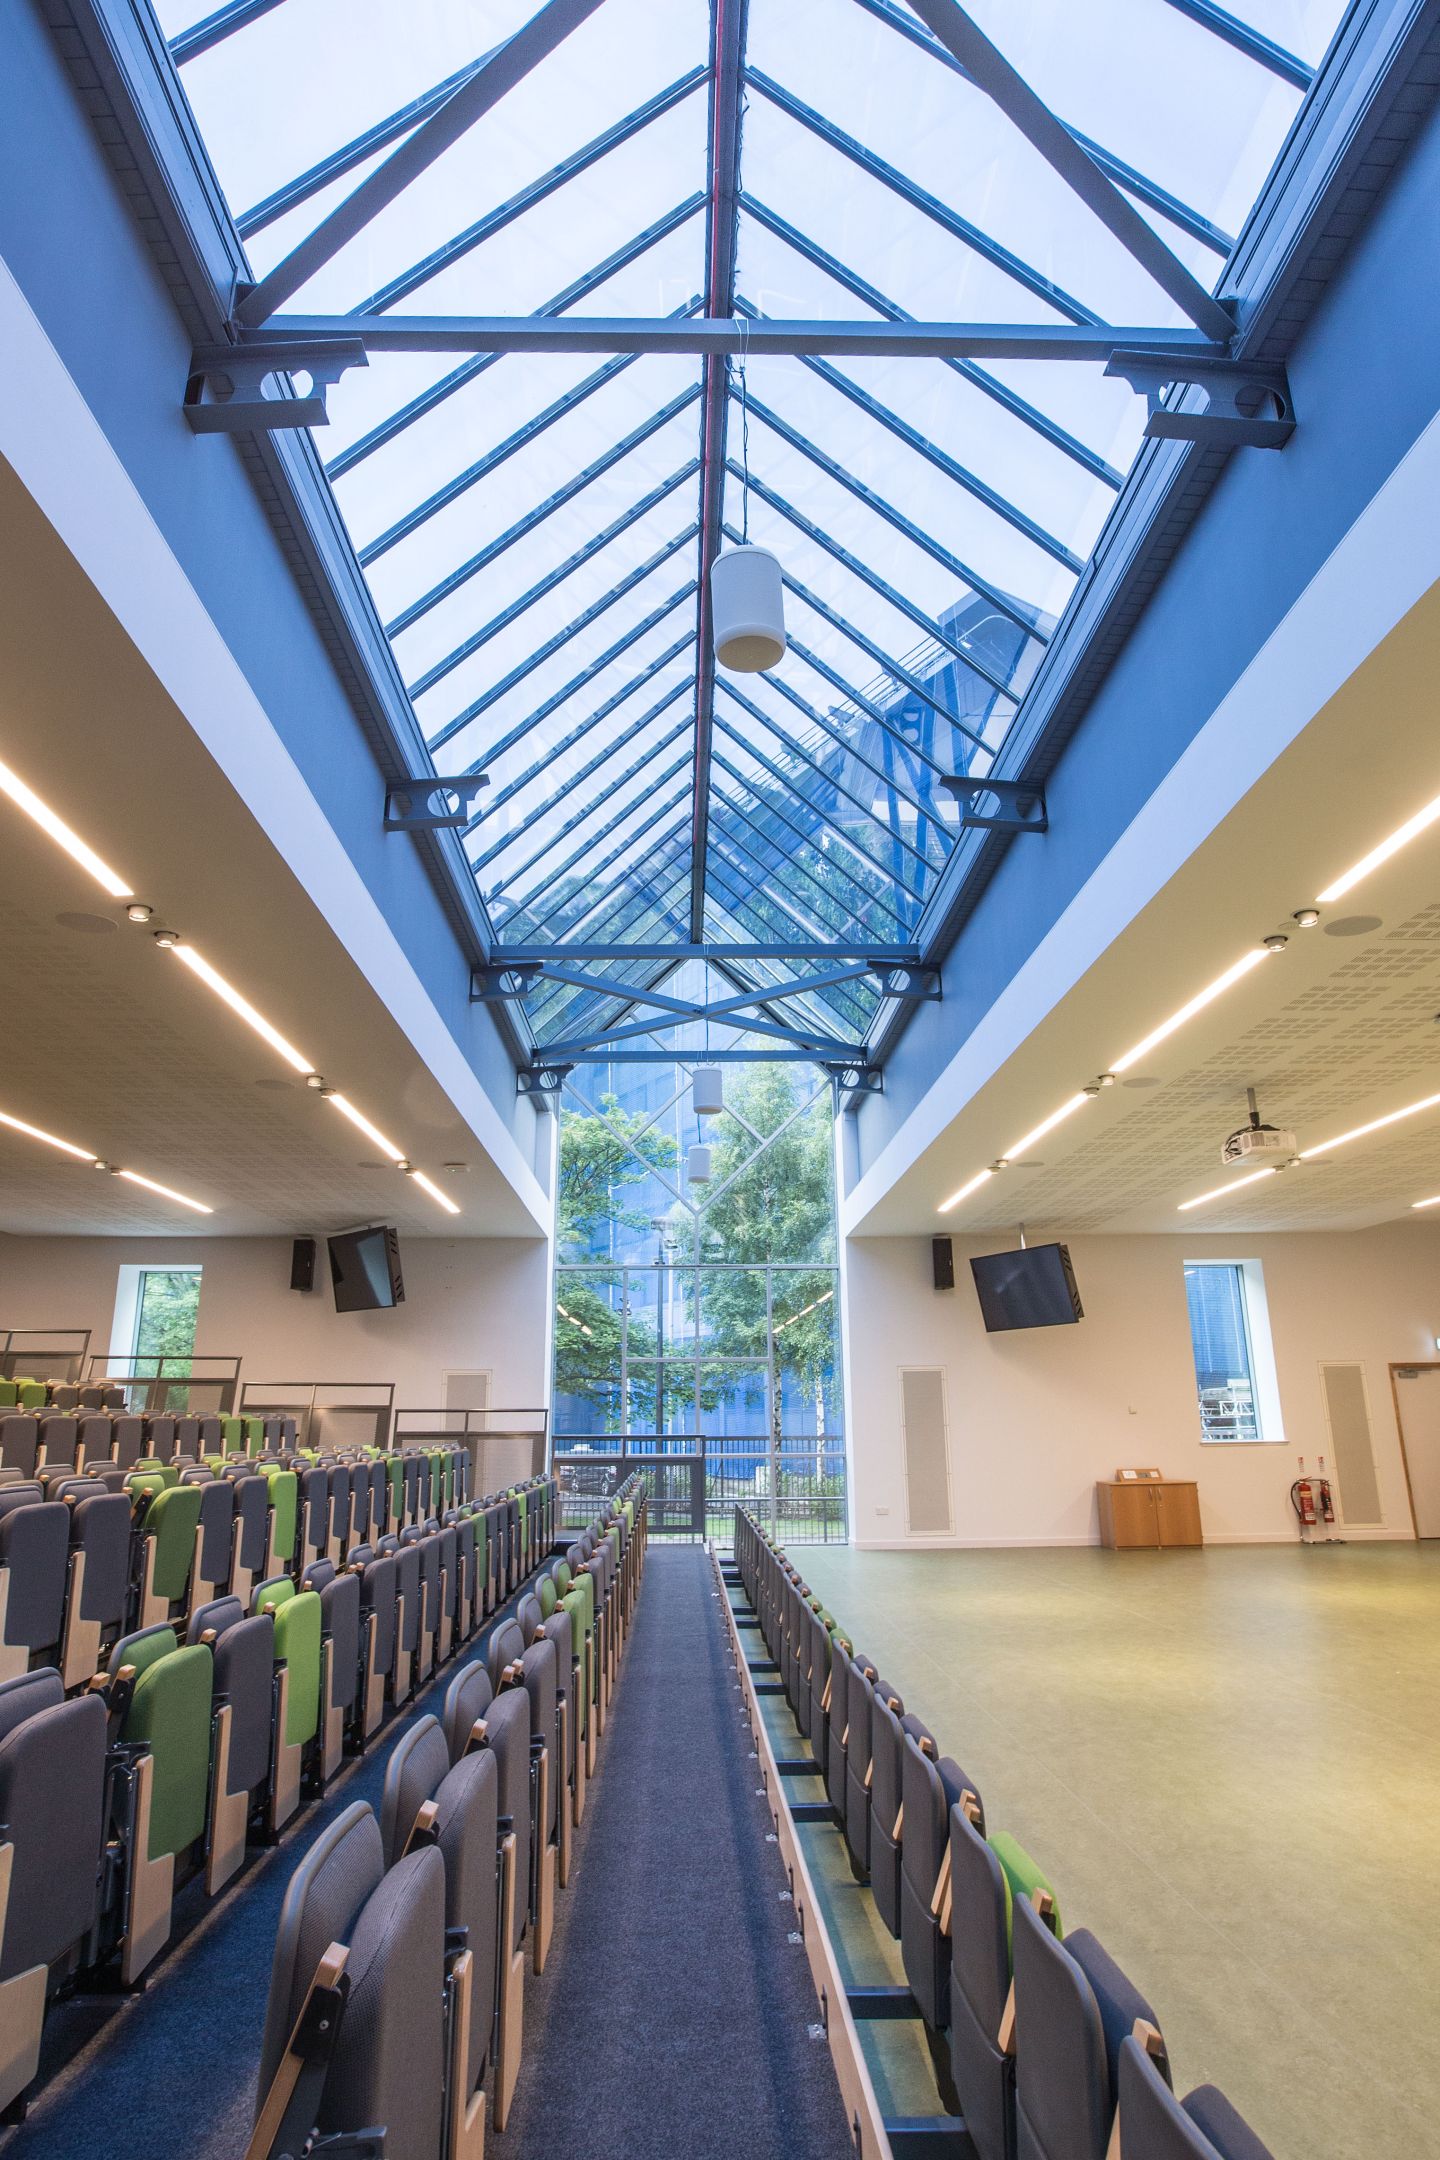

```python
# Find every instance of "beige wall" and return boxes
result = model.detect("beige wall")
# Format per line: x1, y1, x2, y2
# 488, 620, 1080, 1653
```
843, 1224, 1440, 1546
0, 1233, 551, 1414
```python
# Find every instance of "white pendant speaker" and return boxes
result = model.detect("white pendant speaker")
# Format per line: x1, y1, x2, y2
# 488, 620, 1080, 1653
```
692, 1067, 724, 1116
687, 1144, 713, 1183
710, 545, 786, 672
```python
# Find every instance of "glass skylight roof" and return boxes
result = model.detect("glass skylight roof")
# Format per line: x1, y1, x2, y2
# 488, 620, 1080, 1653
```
154, 0, 1347, 1056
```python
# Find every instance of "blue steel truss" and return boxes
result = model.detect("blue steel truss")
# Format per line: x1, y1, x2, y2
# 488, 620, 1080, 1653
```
154, 0, 1347, 1061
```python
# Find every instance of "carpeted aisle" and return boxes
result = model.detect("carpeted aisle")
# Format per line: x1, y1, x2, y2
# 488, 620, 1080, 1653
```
494, 1545, 851, 2160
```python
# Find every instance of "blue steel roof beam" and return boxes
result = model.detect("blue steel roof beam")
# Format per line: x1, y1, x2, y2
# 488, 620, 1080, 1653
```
236, 0, 609, 327
350, 70, 709, 315
506, 768, 696, 929
240, 57, 490, 237
1158, 0, 1314, 88
386, 386, 703, 637
725, 464, 1018, 696
899, 1, 1235, 342
742, 396, 1049, 641
691, 0, 752, 946
476, 678, 694, 867
171, 0, 288, 64
766, 335, 1085, 573
710, 758, 916, 937
713, 695, 930, 877
769, 637, 958, 782
849, 0, 1236, 253
435, 584, 698, 766
426, 528, 698, 752
729, 535, 980, 745
481, 718, 692, 872
544, 1005, 860, 1056
739, 196, 1124, 486
409, 465, 700, 699
745, 71, 1101, 325
329, 204, 704, 479
753, 663, 953, 826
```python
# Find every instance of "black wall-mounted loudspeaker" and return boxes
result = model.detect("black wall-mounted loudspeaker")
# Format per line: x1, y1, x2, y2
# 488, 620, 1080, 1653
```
290, 1237, 317, 1293
932, 1236, 955, 1291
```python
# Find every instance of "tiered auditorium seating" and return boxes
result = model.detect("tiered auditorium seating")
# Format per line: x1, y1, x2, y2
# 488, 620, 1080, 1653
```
247, 1474, 648, 2160
0, 1437, 577, 2120
733, 1509, 1274, 2160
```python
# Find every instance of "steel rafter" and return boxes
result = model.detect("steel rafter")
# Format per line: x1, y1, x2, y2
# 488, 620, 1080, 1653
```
691, 0, 751, 946
515, 774, 695, 932
503, 944, 920, 962
478, 674, 694, 869
328, 202, 704, 480
350, 69, 708, 316
171, 0, 287, 65
427, 527, 698, 752
751, 665, 951, 828
709, 759, 920, 927
710, 757, 915, 937
478, 702, 690, 832
717, 688, 935, 873
738, 197, 1124, 486
897, 0, 1236, 341
236, 0, 609, 326
1158, 0, 1314, 87
409, 464, 699, 699
385, 385, 702, 637
850, 0, 1237, 252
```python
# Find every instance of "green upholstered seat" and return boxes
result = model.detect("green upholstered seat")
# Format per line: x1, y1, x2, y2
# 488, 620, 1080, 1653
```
15, 1381, 45, 1410
991, 1832, 1062, 1946
133, 1457, 180, 1489
554, 1559, 571, 1591
538, 1576, 557, 1620
144, 1483, 205, 1601
0, 1382, 15, 1410
112, 1629, 214, 1861
275, 1591, 322, 1746
218, 1415, 244, 1455
251, 1575, 293, 1618
262, 1468, 297, 1567
387, 1455, 404, 1522
241, 1417, 266, 1457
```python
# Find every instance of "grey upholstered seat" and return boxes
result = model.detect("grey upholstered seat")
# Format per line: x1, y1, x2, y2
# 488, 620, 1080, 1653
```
443, 1660, 494, 1763
868, 1689, 911, 1936
0, 1488, 69, 1663
1014, 1898, 1166, 2160
901, 1732, 982, 2031
188, 1594, 275, 1800
1116, 2036, 1274, 2160
0, 1670, 106, 1980
948, 1805, 1015, 2160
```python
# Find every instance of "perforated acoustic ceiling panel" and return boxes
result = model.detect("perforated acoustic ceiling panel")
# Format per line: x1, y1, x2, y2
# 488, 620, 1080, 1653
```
954, 902, 1440, 1236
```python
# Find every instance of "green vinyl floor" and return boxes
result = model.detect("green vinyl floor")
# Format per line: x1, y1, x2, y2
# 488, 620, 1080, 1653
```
790, 1540, 1440, 2160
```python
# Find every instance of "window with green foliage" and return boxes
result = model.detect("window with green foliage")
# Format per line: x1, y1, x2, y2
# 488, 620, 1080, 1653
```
553, 1059, 843, 1541
132, 1268, 203, 1369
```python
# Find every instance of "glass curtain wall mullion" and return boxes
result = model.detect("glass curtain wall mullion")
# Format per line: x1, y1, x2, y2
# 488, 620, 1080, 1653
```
385, 386, 703, 637
742, 394, 1048, 643
347, 68, 709, 316
426, 530, 699, 748
728, 465, 1018, 694
329, 205, 704, 481
409, 464, 700, 699
715, 690, 933, 875
442, 583, 698, 770
739, 195, 1126, 486
709, 764, 917, 941
847, 0, 1237, 252
744, 70, 1102, 326
476, 682, 693, 863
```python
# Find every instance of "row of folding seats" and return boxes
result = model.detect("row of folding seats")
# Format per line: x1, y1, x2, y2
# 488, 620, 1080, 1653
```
0, 1408, 298, 1478
0, 1378, 127, 1412
0, 1467, 562, 2119
246, 1476, 649, 2160
734, 1510, 1273, 2160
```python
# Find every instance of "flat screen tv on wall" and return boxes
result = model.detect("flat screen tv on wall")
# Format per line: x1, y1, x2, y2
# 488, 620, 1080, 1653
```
970, 1243, 1083, 1333
328, 1225, 405, 1313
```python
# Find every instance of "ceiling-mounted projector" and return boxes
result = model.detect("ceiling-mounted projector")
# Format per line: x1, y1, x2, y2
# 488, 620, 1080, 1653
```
1221, 1088, 1297, 1167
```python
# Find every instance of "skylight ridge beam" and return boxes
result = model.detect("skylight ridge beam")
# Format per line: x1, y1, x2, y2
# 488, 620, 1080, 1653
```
271, 314, 1224, 358
897, 0, 1236, 341
327, 202, 704, 478
849, 0, 1236, 251
739, 196, 1125, 486
742, 395, 1048, 640
691, 0, 751, 946
427, 527, 698, 746
408, 466, 699, 698
744, 70, 1101, 326
352, 68, 709, 316
437, 585, 698, 765
236, 0, 610, 327
384, 386, 702, 636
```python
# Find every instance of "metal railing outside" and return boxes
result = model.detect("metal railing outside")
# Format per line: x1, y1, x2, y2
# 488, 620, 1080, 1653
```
553, 1434, 847, 1545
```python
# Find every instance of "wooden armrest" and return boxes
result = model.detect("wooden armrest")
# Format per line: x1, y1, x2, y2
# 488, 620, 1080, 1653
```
244, 1943, 349, 2160
405, 1799, 440, 1854
997, 1979, 1016, 2058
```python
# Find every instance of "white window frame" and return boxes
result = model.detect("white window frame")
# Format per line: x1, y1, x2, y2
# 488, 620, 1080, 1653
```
1183, 1259, 1286, 1446
110, 1262, 204, 1369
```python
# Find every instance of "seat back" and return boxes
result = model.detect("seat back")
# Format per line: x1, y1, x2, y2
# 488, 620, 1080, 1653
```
111, 1416, 145, 1472
0, 1672, 106, 1980
69, 1489, 133, 1632
948, 1807, 1015, 2160
114, 1628, 214, 1861
0, 1489, 69, 1656
318, 1570, 361, 1712
357, 1550, 397, 1675
868, 1689, 908, 1936
1014, 1899, 1163, 2160
0, 1420, 37, 1479
1116, 2036, 1274, 2160
141, 1482, 204, 1604
257, 1583, 323, 1749
900, 1737, 982, 2029
144, 1416, 178, 1461
189, 1596, 275, 1798
37, 1415, 78, 1470
255, 1802, 382, 2115
443, 1661, 494, 1763
485, 1688, 532, 1955
194, 1476, 236, 1587
486, 1617, 526, 1693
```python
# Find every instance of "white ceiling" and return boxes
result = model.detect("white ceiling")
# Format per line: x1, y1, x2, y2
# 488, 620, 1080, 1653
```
859, 560, 1440, 1236
0, 451, 543, 1239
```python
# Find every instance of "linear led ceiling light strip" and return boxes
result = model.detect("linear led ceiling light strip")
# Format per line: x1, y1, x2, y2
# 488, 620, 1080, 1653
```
0, 1105, 212, 1213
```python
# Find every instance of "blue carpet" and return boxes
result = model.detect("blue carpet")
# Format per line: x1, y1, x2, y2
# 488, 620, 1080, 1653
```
493, 1548, 852, 2160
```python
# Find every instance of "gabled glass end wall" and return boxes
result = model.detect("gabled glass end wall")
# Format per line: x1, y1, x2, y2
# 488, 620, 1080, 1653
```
552, 1050, 844, 1541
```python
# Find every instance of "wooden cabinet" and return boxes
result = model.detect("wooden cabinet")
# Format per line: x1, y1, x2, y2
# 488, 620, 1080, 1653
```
1096, 1480, 1203, 1549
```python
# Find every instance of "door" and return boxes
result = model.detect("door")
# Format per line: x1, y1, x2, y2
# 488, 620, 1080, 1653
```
1154, 1483, 1202, 1548
1394, 1366, 1440, 1537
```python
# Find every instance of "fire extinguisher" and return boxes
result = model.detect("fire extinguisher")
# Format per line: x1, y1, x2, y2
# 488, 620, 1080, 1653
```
1317, 1454, 1336, 1525
1291, 1456, 1317, 1534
